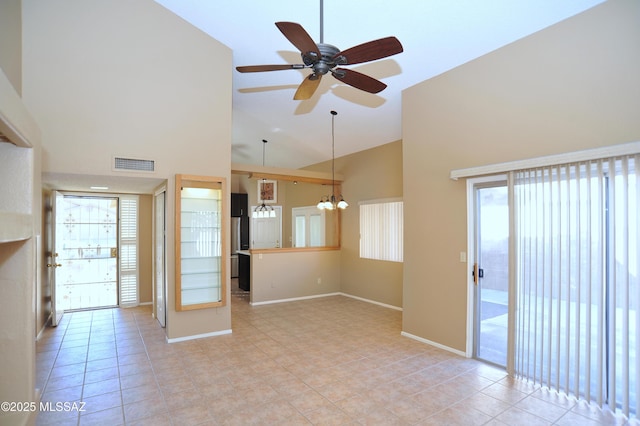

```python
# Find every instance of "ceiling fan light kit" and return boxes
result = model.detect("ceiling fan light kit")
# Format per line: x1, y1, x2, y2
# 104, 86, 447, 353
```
236, 1, 403, 100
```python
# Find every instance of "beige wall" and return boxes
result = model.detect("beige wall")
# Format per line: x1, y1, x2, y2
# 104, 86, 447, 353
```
402, 0, 640, 352
0, 0, 21, 94
250, 250, 341, 304
22, 0, 233, 340
338, 141, 403, 307
138, 194, 153, 304
305, 140, 404, 308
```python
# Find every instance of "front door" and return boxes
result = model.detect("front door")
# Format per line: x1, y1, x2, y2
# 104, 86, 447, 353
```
47, 191, 64, 326
54, 195, 119, 312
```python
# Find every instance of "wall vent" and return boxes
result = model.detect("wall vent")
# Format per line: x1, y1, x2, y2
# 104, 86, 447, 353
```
113, 156, 155, 173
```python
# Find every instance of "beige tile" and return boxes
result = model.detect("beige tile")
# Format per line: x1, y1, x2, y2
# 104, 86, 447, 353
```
158, 375, 195, 395
123, 395, 168, 423
35, 300, 631, 426
458, 392, 511, 417
355, 406, 405, 425
49, 361, 85, 378
555, 411, 607, 426
481, 382, 530, 405
80, 390, 122, 414
419, 406, 493, 426
495, 406, 553, 426
289, 389, 334, 413
515, 394, 570, 422
82, 377, 120, 398
85, 356, 117, 371
302, 404, 353, 425
385, 396, 436, 424
78, 406, 124, 426
168, 403, 213, 426
121, 382, 162, 405
119, 371, 156, 390
44, 372, 85, 392
83, 366, 119, 384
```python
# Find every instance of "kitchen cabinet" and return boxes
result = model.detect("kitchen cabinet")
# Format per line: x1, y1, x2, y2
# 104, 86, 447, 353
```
231, 193, 249, 249
175, 174, 227, 311
231, 193, 247, 217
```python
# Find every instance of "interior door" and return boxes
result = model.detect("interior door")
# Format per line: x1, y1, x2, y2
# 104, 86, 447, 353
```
48, 190, 64, 326
154, 190, 166, 327
473, 183, 509, 366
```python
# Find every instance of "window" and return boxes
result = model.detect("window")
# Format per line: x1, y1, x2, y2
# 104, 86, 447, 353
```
359, 199, 403, 262
292, 206, 325, 247
119, 195, 139, 307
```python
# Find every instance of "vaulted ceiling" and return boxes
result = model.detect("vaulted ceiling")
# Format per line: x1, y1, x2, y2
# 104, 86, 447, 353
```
155, 0, 604, 169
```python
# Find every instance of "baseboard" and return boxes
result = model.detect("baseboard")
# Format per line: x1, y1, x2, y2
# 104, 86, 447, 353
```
340, 293, 402, 311
250, 292, 341, 306
166, 329, 232, 344
36, 313, 52, 341
139, 301, 152, 306
400, 331, 467, 357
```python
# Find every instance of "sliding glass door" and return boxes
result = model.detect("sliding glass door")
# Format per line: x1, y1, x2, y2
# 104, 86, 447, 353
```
473, 183, 509, 367
468, 154, 638, 419
513, 155, 638, 417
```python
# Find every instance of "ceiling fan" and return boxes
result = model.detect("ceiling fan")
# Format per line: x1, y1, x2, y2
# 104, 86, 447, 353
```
235, 1, 403, 100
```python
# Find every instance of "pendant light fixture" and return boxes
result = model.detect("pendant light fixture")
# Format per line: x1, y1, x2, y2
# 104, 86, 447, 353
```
317, 110, 348, 210
253, 139, 276, 218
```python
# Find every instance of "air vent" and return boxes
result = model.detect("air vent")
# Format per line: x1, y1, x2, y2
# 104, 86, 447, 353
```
113, 156, 155, 173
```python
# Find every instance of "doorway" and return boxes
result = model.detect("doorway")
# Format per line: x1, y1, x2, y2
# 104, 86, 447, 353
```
53, 195, 119, 312
471, 180, 509, 367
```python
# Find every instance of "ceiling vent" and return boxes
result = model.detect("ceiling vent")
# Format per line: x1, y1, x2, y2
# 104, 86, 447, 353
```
113, 156, 155, 173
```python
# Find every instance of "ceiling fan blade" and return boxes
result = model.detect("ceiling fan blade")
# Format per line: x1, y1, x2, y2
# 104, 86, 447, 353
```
275, 22, 321, 58
333, 36, 403, 65
236, 64, 305, 73
331, 68, 387, 94
294, 74, 322, 100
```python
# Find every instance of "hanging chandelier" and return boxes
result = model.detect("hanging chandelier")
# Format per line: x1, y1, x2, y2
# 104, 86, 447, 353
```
253, 139, 276, 218
317, 110, 348, 210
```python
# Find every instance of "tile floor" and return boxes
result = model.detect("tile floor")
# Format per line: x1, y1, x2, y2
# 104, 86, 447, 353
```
35, 288, 633, 425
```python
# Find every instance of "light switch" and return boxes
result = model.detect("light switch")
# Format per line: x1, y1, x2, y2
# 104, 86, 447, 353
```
459, 251, 467, 262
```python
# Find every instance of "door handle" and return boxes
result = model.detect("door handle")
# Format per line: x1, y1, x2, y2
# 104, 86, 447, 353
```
472, 263, 484, 284
47, 263, 62, 268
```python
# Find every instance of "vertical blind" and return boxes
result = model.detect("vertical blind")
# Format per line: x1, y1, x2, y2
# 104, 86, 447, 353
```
359, 199, 403, 262
119, 195, 139, 306
513, 154, 638, 418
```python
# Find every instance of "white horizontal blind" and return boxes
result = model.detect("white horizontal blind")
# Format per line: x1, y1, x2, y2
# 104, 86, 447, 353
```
119, 195, 139, 306
513, 154, 638, 418
359, 199, 403, 262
